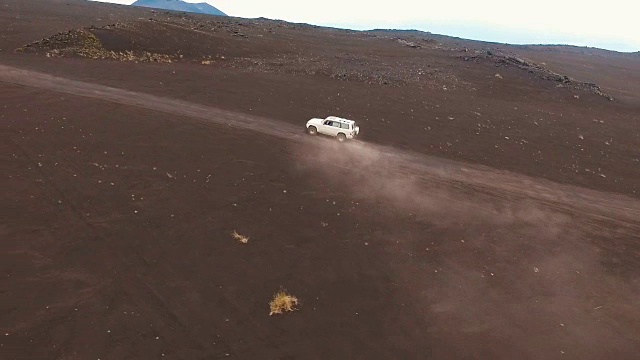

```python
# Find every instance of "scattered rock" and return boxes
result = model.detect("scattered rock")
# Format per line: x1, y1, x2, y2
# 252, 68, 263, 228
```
397, 39, 420, 48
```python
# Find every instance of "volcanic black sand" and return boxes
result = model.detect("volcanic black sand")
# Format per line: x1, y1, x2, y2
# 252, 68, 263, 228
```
2, 0, 639, 359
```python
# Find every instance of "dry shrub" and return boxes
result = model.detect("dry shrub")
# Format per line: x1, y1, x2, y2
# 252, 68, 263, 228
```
269, 289, 299, 316
231, 230, 249, 244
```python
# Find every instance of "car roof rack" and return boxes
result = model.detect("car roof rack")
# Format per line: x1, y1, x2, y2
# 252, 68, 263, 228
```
326, 116, 355, 124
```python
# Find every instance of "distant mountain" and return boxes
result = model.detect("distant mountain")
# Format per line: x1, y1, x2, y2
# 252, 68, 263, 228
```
132, 0, 226, 16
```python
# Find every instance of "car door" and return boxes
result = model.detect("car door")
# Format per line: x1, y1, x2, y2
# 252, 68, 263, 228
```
319, 120, 333, 135
340, 122, 350, 136
330, 121, 342, 136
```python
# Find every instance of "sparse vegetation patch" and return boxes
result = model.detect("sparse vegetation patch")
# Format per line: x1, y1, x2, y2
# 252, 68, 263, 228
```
269, 289, 299, 316
231, 230, 249, 244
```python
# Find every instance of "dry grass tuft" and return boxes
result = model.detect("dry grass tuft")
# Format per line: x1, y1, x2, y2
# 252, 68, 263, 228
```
231, 230, 249, 244
269, 289, 299, 316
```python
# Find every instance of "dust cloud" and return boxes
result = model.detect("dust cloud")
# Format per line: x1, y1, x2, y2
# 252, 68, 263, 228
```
292, 137, 640, 358
294, 137, 568, 231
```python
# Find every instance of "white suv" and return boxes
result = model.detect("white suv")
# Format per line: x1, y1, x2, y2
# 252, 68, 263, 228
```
306, 116, 360, 141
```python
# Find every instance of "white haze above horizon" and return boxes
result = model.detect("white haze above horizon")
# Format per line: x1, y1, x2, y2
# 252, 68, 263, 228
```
91, 0, 639, 52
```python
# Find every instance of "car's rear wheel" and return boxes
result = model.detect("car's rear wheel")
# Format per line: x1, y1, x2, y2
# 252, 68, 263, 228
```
337, 133, 346, 142
307, 126, 317, 135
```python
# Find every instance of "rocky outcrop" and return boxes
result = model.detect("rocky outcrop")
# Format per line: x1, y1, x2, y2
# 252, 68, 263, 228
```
17, 28, 177, 63
462, 49, 614, 101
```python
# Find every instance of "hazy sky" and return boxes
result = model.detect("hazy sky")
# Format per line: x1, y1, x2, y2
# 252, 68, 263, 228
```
92, 0, 639, 52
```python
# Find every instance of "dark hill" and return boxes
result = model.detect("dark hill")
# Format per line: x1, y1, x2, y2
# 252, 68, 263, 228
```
132, 0, 226, 16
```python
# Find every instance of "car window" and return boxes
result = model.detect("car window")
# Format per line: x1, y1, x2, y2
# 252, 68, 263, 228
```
341, 123, 350, 129
332, 122, 341, 127
324, 120, 332, 126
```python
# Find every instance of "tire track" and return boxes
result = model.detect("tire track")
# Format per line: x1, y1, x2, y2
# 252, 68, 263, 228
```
0, 64, 301, 140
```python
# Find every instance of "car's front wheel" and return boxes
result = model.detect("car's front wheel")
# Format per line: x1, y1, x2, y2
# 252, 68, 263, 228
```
307, 126, 317, 135
337, 133, 346, 142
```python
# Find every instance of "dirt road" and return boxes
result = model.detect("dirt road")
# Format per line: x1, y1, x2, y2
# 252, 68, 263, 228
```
0, 64, 300, 140
3, 64, 638, 231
